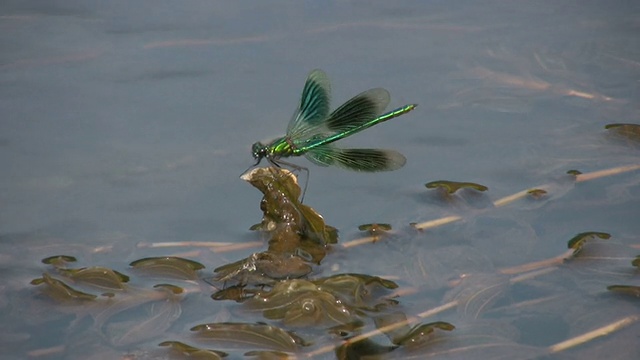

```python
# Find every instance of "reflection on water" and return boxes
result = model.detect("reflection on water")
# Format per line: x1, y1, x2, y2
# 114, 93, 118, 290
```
1, 1, 640, 359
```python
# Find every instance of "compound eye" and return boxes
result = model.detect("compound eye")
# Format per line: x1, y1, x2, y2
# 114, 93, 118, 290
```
251, 142, 263, 158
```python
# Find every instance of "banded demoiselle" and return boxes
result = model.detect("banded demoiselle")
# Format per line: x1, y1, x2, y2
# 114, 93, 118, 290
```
251, 69, 417, 172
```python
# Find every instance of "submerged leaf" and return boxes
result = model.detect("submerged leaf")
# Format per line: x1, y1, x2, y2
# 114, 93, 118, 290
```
567, 231, 612, 256
394, 321, 455, 347
327, 320, 366, 337
322, 225, 339, 245
211, 285, 258, 302
130, 256, 205, 279
425, 180, 488, 194
244, 280, 318, 310
243, 279, 354, 327
30, 273, 97, 301
313, 274, 398, 312
242, 167, 302, 200
213, 252, 312, 286
358, 223, 392, 235
159, 341, 227, 359
605, 123, 640, 141
357, 223, 392, 243
335, 338, 397, 359
274, 291, 351, 327
244, 350, 292, 359
241, 167, 337, 263
41, 255, 77, 266
153, 283, 184, 294
607, 285, 640, 298
317, 273, 398, 291
527, 188, 547, 199
58, 266, 129, 290
373, 311, 412, 345
190, 322, 309, 351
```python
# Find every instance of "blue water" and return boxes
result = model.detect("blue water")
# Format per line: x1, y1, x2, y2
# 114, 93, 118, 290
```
1, 1, 639, 359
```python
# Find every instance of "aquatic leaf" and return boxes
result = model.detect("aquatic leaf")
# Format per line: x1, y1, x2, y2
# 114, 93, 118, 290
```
243, 279, 354, 327
130, 256, 205, 279
58, 266, 129, 290
312, 275, 366, 300
298, 204, 332, 244
335, 338, 397, 359
373, 311, 412, 345
213, 252, 311, 286
567, 231, 611, 256
249, 223, 264, 231
159, 341, 227, 359
323, 224, 339, 245
566, 169, 582, 176
249, 253, 312, 280
633, 255, 640, 268
244, 279, 318, 310
242, 167, 337, 263
153, 283, 184, 294
527, 188, 547, 199
30, 273, 97, 301
394, 321, 455, 347
312, 274, 398, 311
41, 255, 77, 267
327, 320, 365, 337
244, 350, 292, 359
276, 292, 324, 327
211, 285, 257, 302
317, 273, 398, 291
607, 285, 640, 298
372, 298, 400, 311
190, 322, 309, 351
281, 292, 351, 327
605, 123, 640, 141
242, 167, 302, 201
425, 180, 488, 194
356, 223, 392, 243
294, 248, 314, 262
358, 223, 392, 234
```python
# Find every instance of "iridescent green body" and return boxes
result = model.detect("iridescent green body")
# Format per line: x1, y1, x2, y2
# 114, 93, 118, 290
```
252, 69, 417, 172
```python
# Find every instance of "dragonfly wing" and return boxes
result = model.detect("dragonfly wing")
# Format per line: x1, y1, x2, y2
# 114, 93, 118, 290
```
325, 88, 390, 133
305, 145, 406, 172
287, 69, 332, 138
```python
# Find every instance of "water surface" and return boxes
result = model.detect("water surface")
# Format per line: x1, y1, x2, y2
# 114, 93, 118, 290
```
1, 1, 639, 359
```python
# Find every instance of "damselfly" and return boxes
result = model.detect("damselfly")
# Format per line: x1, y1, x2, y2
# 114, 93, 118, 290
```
251, 69, 417, 172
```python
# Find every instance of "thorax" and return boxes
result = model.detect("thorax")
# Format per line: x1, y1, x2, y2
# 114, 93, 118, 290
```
267, 136, 296, 157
